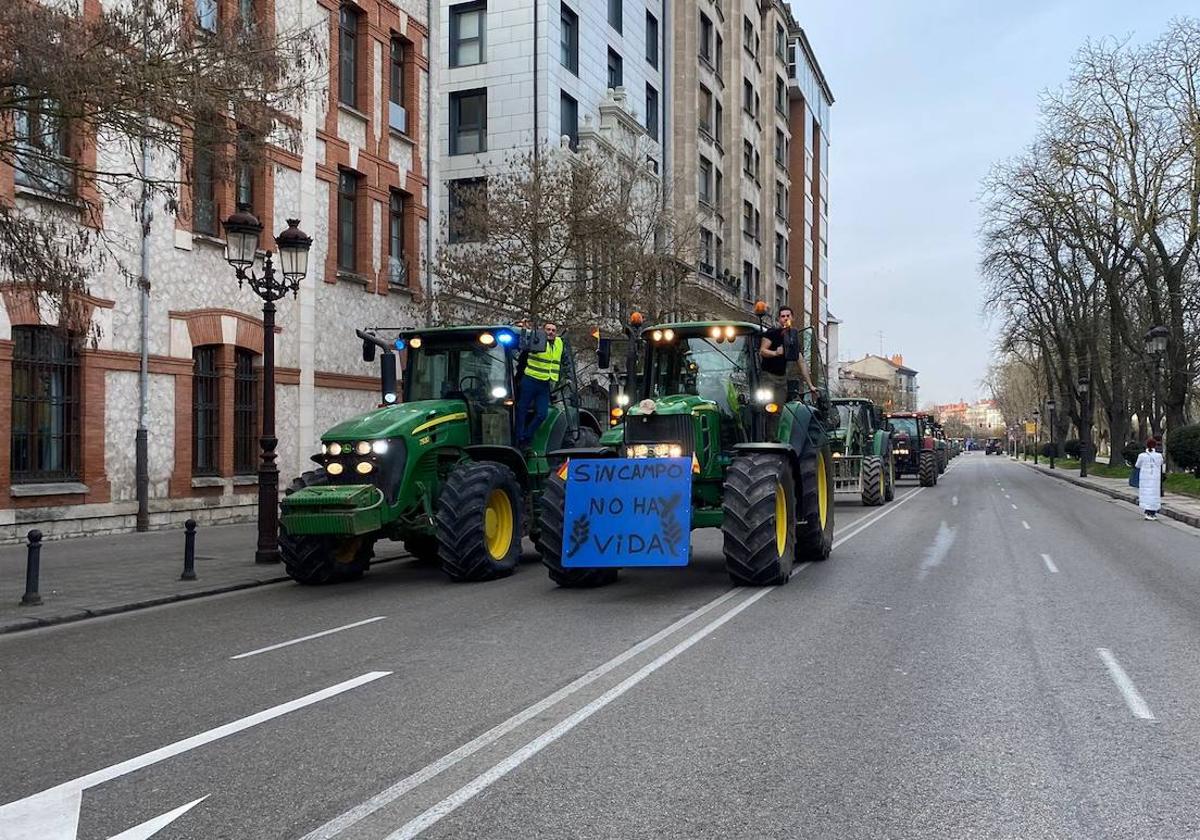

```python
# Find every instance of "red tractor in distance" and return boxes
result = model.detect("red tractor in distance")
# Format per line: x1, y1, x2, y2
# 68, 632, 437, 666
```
886, 412, 939, 487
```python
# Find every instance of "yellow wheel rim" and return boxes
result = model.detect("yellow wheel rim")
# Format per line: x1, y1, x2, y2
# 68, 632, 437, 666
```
817, 453, 829, 529
484, 489, 514, 560
880, 464, 886, 497
774, 482, 787, 556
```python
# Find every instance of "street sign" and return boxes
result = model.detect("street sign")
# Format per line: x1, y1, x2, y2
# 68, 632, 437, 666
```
1025, 422, 1037, 435
562, 457, 692, 567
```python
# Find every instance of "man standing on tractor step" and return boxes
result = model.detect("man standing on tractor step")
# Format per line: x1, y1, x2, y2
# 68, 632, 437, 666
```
515, 321, 563, 449
760, 305, 816, 402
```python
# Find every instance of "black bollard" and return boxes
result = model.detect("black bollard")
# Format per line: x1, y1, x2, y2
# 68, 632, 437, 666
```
181, 519, 198, 581
20, 529, 43, 607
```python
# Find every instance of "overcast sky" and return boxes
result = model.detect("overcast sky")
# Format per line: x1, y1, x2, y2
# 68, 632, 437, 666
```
793, 0, 1193, 406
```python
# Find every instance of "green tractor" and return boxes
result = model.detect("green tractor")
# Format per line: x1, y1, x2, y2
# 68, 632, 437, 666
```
538, 313, 836, 588
829, 397, 894, 506
278, 325, 602, 584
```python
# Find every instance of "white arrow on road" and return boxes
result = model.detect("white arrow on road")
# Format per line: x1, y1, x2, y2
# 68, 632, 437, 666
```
0, 671, 389, 839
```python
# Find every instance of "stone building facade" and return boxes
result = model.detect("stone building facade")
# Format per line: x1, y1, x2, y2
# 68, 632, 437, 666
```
0, 0, 430, 542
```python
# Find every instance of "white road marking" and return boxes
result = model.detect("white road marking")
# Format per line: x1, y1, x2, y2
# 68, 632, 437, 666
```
1041, 553, 1059, 573
1022, 521, 1031, 530
1097, 648, 1155, 720
382, 587, 777, 840
231, 616, 387, 659
0, 672, 390, 840
951, 495, 958, 507
917, 521, 957, 580
106, 796, 209, 840
1011, 503, 1019, 510
307, 489, 918, 840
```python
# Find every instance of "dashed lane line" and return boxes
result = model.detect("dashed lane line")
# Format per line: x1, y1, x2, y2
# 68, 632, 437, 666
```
1097, 648, 1155, 720
1022, 521, 1031, 530
231, 616, 388, 660
1041, 553, 1059, 573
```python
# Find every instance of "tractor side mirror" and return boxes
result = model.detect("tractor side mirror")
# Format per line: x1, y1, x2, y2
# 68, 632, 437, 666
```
362, 337, 376, 363
380, 352, 397, 403
597, 338, 612, 370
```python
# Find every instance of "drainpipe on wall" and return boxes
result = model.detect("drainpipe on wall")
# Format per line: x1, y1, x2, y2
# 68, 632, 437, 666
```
135, 9, 151, 532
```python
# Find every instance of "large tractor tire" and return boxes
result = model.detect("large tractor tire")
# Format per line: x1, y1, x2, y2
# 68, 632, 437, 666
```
403, 533, 440, 564
722, 453, 795, 586
937, 450, 947, 474
437, 462, 523, 582
884, 457, 896, 502
538, 472, 619, 588
918, 451, 938, 487
279, 469, 375, 585
860, 455, 885, 507
796, 446, 835, 562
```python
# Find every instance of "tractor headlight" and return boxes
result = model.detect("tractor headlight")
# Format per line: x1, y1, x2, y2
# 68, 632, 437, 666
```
724, 325, 736, 339
616, 393, 630, 407
355, 441, 371, 455
356, 461, 373, 475
371, 440, 389, 455
663, 329, 675, 341
321, 443, 329, 455
491, 386, 508, 399
328, 442, 343, 456
409, 336, 422, 349
327, 462, 344, 476
383, 392, 397, 404
710, 326, 722, 339
631, 444, 650, 458
755, 388, 773, 403
651, 329, 663, 342
668, 444, 683, 458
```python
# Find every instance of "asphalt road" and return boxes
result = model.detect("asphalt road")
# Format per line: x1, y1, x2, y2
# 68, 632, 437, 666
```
2, 455, 1199, 840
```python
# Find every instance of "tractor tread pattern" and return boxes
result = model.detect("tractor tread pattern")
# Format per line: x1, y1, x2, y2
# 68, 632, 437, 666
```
437, 462, 523, 582
279, 468, 374, 585
861, 455, 885, 507
796, 448, 835, 561
722, 453, 794, 586
538, 472, 619, 588
919, 451, 938, 487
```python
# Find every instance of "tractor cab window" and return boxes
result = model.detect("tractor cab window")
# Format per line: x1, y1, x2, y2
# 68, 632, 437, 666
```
890, 417, 919, 438
835, 403, 853, 432
647, 334, 752, 418
405, 340, 510, 403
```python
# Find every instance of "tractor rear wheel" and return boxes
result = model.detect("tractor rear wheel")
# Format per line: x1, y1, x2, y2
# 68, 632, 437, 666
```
918, 451, 938, 487
538, 472, 619, 588
403, 533, 440, 564
796, 446, 835, 562
722, 453, 795, 586
279, 469, 375, 585
884, 457, 896, 501
437, 462, 523, 582
861, 455, 885, 507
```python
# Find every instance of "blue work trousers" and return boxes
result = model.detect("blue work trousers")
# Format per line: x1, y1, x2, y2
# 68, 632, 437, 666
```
515, 376, 552, 447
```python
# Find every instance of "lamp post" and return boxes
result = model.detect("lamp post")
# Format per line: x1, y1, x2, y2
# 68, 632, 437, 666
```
1046, 398, 1057, 470
1032, 409, 1041, 465
1143, 324, 1169, 452
1077, 374, 1090, 478
222, 205, 312, 564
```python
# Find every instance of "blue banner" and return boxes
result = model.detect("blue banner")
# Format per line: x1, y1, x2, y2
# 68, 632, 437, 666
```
562, 457, 693, 567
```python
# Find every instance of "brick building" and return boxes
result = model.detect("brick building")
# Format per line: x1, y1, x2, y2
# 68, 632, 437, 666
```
0, 0, 430, 542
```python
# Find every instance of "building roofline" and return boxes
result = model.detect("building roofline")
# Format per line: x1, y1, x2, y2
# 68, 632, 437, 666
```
792, 24, 835, 106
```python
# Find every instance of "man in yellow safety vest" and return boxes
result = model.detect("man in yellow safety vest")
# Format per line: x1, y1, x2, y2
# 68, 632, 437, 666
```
515, 321, 563, 448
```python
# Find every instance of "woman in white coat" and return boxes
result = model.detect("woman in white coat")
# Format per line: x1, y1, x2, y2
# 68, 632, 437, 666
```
1135, 438, 1165, 521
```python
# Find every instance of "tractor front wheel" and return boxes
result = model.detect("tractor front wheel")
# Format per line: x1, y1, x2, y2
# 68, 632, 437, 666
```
918, 451, 938, 487
722, 453, 796, 586
884, 457, 896, 502
861, 455, 885, 507
437, 462, 524, 582
796, 447, 835, 562
279, 469, 375, 585
538, 472, 619, 588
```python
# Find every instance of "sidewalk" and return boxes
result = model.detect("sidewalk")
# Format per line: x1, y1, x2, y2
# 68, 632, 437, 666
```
0, 522, 409, 634
1020, 458, 1200, 529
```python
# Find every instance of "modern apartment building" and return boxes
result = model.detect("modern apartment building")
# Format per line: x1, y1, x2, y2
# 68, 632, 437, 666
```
438, 0, 666, 253
0, 0, 430, 541
670, 1, 832, 342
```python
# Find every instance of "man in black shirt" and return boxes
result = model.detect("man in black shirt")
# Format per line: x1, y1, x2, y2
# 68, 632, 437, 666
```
759, 305, 817, 402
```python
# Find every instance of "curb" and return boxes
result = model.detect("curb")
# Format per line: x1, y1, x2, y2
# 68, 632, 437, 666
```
0, 553, 410, 636
1020, 461, 1200, 530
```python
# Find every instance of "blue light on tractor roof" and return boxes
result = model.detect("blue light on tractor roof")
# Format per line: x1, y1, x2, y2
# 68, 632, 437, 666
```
393, 337, 406, 351
496, 330, 516, 346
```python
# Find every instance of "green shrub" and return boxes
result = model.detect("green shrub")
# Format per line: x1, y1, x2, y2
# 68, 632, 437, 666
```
1063, 438, 1081, 458
1041, 442, 1059, 458
1122, 441, 1142, 467
1169, 424, 1200, 478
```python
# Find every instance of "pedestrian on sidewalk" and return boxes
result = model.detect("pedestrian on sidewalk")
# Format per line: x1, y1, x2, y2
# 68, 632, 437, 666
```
1135, 438, 1165, 521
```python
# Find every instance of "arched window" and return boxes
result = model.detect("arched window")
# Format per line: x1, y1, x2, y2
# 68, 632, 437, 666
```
193, 346, 220, 476
10, 327, 80, 483
234, 349, 259, 474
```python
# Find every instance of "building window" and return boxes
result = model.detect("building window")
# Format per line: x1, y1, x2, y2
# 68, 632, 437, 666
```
776, 23, 787, 59
339, 5, 359, 107
645, 84, 658, 141
698, 156, 713, 204
743, 78, 754, 115
699, 229, 714, 275
608, 0, 621, 33
560, 91, 578, 150
775, 232, 786, 267
233, 349, 258, 474
389, 38, 408, 133
743, 16, 758, 57
192, 346, 220, 477
742, 141, 754, 177
197, 0, 218, 31
450, 88, 487, 155
450, 2, 486, 67
646, 11, 658, 67
10, 327, 80, 484
716, 33, 724, 72
388, 191, 407, 286
192, 120, 218, 236
699, 85, 713, 135
742, 261, 754, 301
448, 177, 486, 243
560, 4, 578, 74
715, 168, 723, 204
742, 201, 754, 237
776, 77, 786, 114
714, 101, 723, 143
607, 48, 623, 89
235, 130, 256, 213
775, 128, 787, 164
775, 180, 787, 217
238, 0, 256, 33
699, 13, 713, 62
13, 93, 72, 195
337, 170, 359, 272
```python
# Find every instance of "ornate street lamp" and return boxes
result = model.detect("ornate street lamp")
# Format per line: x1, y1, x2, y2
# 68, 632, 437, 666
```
1046, 398, 1058, 470
222, 205, 312, 564
1143, 325, 1169, 461
1077, 374, 1091, 478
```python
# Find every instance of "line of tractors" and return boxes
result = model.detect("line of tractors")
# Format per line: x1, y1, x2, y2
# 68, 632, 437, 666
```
276, 305, 959, 590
